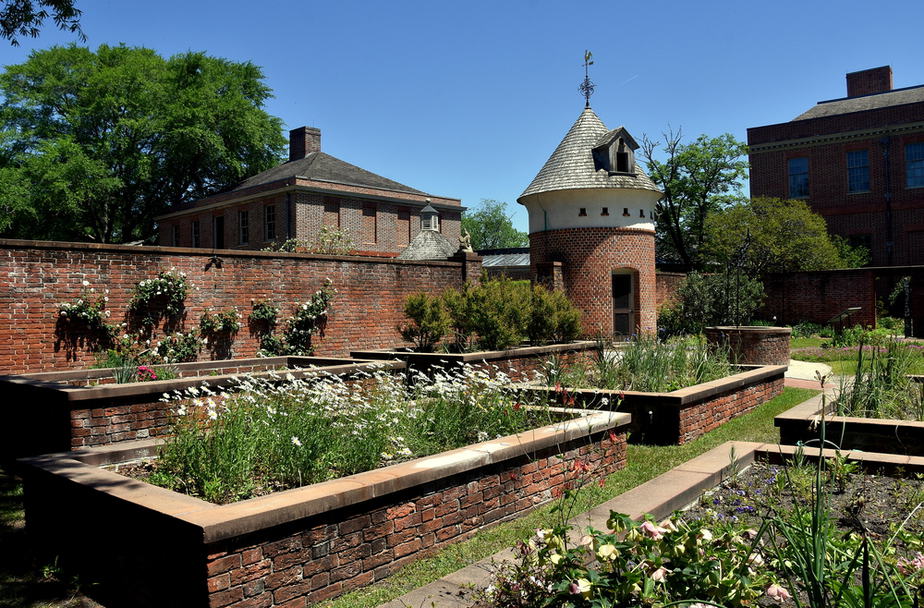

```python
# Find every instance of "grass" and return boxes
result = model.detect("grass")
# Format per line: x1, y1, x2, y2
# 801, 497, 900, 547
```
0, 386, 818, 608
791, 336, 827, 349
318, 386, 819, 608
826, 357, 924, 376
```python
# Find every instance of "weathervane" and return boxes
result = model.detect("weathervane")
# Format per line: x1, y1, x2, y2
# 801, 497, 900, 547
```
580, 50, 595, 108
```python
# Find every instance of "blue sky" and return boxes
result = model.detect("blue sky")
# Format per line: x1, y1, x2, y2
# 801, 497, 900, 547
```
3, 0, 924, 232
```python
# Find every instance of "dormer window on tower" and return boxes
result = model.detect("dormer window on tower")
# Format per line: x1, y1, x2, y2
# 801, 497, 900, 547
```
420, 203, 439, 232
592, 127, 639, 176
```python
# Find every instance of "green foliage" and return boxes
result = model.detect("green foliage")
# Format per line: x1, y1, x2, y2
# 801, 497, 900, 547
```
834, 338, 924, 421
263, 226, 354, 255
398, 292, 450, 352
481, 511, 773, 607
0, 0, 82, 46
465, 277, 531, 351
152, 365, 550, 504
152, 330, 202, 363
527, 284, 582, 345
705, 197, 849, 273
199, 308, 241, 335
641, 130, 748, 269
658, 271, 764, 336
460, 199, 529, 251
129, 268, 189, 330
258, 281, 335, 356
831, 235, 871, 268
55, 280, 113, 336
248, 299, 279, 327
0, 44, 285, 242
441, 283, 477, 351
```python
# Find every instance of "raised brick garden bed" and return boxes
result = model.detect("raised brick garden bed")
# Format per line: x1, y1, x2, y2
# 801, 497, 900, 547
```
776, 377, 924, 455
515, 365, 786, 445
704, 326, 792, 366
0, 356, 402, 460
19, 408, 630, 608
350, 340, 599, 382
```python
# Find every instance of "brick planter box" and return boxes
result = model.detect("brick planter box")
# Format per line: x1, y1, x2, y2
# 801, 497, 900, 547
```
351, 341, 599, 382
704, 326, 792, 366
19, 409, 630, 608
0, 356, 402, 460
515, 365, 786, 445
776, 377, 924, 455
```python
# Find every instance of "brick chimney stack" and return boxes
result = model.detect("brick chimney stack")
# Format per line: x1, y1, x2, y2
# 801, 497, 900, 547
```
846, 66, 893, 98
289, 126, 321, 161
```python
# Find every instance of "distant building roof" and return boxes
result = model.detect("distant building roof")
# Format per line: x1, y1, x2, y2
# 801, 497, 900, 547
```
233, 151, 427, 195
397, 230, 458, 260
793, 84, 924, 121
519, 108, 660, 200
478, 247, 531, 267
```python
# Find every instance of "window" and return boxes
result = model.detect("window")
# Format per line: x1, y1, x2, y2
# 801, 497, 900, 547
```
601, 207, 609, 216
323, 199, 340, 227
191, 220, 201, 248
238, 210, 249, 244
396, 207, 411, 247
847, 150, 870, 193
264, 205, 276, 241
578, 208, 587, 217
214, 215, 225, 249
906, 143, 924, 188
171, 224, 179, 246
362, 203, 377, 243
788, 157, 809, 198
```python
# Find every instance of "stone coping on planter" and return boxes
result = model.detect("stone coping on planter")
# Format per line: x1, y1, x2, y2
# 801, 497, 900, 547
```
378, 439, 924, 608
707, 326, 793, 334
20, 408, 631, 544
775, 378, 924, 455
513, 364, 787, 407
0, 356, 403, 403
350, 340, 599, 364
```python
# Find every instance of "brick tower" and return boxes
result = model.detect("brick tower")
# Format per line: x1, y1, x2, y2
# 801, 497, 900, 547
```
518, 108, 662, 336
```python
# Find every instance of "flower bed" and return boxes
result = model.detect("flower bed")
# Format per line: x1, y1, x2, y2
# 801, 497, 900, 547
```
351, 340, 598, 382
517, 364, 785, 445
19, 407, 630, 607
0, 356, 400, 460
776, 377, 924, 455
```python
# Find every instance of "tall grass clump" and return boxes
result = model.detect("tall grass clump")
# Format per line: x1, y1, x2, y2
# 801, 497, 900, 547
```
152, 365, 557, 504
834, 337, 924, 421
548, 335, 734, 392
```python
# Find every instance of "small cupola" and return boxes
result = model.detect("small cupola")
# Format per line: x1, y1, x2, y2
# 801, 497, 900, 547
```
592, 127, 639, 175
420, 203, 439, 232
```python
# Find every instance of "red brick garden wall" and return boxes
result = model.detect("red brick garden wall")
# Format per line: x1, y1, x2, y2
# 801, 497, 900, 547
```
0, 239, 477, 374
676, 375, 784, 444
204, 430, 627, 608
530, 228, 656, 335
655, 272, 685, 309
761, 269, 877, 328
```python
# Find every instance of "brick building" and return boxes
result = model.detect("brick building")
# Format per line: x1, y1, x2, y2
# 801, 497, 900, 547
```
518, 107, 662, 335
748, 66, 924, 266
156, 126, 462, 256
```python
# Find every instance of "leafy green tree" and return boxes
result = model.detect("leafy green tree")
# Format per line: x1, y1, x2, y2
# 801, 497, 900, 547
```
640, 130, 748, 269
0, 44, 286, 243
704, 197, 856, 274
461, 199, 529, 251
0, 0, 82, 45
659, 271, 764, 336
831, 235, 871, 268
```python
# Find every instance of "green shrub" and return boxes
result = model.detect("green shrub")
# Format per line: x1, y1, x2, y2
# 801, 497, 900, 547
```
398, 292, 450, 352
792, 322, 825, 338
659, 271, 764, 337
441, 284, 476, 351
527, 284, 581, 345
467, 276, 531, 351
878, 315, 904, 332
129, 268, 189, 329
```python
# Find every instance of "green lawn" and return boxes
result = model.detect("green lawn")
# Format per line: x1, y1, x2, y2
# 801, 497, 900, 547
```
319, 386, 819, 608
0, 387, 818, 608
790, 336, 827, 349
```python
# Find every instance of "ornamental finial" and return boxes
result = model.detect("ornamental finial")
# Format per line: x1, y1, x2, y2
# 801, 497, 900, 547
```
580, 50, 595, 108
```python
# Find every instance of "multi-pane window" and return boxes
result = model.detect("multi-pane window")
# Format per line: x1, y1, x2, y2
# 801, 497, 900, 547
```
906, 143, 924, 188
847, 150, 870, 193
191, 220, 201, 248
172, 224, 180, 247
264, 205, 276, 241
238, 210, 249, 244
788, 157, 809, 198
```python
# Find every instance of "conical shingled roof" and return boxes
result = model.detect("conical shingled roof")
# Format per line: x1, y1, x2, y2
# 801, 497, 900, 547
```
519, 108, 660, 200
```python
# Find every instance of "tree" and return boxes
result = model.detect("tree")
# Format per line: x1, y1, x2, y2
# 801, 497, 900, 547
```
0, 0, 82, 45
460, 199, 529, 251
640, 130, 748, 269
0, 44, 286, 243
704, 197, 861, 274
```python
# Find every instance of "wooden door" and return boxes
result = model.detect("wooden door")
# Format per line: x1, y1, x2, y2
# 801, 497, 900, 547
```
612, 273, 634, 336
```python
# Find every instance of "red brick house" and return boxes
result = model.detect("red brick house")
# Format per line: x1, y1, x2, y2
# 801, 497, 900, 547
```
156, 126, 462, 256
748, 66, 924, 266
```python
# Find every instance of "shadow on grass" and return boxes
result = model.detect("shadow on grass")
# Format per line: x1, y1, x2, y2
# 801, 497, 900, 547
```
0, 466, 100, 608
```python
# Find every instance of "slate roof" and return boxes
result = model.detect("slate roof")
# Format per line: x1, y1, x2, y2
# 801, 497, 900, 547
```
794, 85, 924, 121
479, 249, 531, 267
233, 151, 427, 195
396, 230, 458, 260
519, 108, 660, 200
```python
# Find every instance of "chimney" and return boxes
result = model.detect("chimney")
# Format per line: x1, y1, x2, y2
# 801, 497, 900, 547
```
846, 66, 893, 98
289, 126, 321, 161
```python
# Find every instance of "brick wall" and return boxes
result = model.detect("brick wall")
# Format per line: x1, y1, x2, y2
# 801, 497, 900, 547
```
204, 430, 627, 608
530, 228, 656, 335
656, 272, 686, 309
0, 239, 477, 374
676, 376, 784, 444
703, 327, 792, 366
